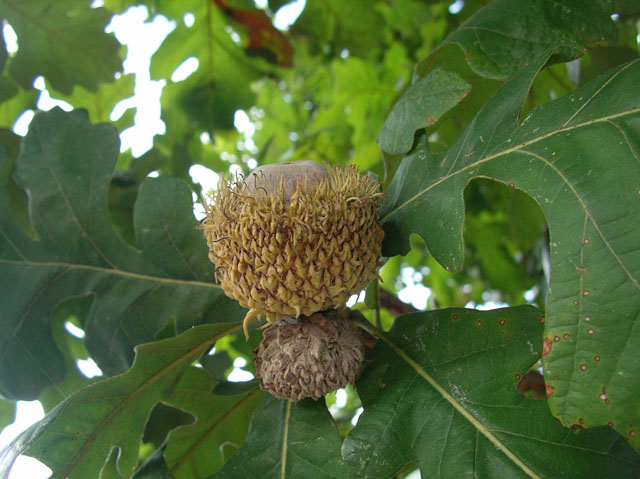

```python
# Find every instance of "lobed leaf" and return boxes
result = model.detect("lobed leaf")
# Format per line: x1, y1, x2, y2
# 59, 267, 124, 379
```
377, 68, 471, 156
150, 1, 260, 131
293, 0, 385, 58
427, 0, 611, 81
0, 322, 240, 479
45, 73, 137, 131
380, 53, 640, 448
213, 395, 349, 479
344, 307, 640, 478
0, 108, 227, 400
162, 368, 264, 479
0, 0, 122, 94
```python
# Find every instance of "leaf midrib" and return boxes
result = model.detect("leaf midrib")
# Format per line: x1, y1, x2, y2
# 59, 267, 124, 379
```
381, 107, 640, 223
0, 258, 221, 290
519, 148, 640, 293
354, 319, 541, 479
1, 0, 115, 82
281, 400, 292, 479
380, 107, 640, 292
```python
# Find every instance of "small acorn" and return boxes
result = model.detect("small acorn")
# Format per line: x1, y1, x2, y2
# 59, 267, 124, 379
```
253, 309, 365, 401
200, 160, 384, 338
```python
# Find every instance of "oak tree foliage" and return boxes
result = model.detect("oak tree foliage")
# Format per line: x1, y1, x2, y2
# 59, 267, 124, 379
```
0, 0, 639, 477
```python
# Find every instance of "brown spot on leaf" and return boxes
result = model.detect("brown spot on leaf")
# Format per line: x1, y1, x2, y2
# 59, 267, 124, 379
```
563, 333, 570, 340
476, 320, 482, 327
499, 319, 506, 326
583, 290, 590, 296
553, 336, 561, 342
594, 355, 600, 361
631, 430, 637, 438
452, 314, 459, 320
546, 384, 555, 398
583, 238, 590, 245
580, 364, 588, 371
600, 387, 609, 403
573, 300, 579, 305
517, 370, 546, 399
585, 315, 591, 322
426, 116, 435, 126
543, 337, 552, 356
588, 328, 594, 335
540, 316, 545, 324
457, 86, 472, 104
579, 418, 584, 425
571, 424, 584, 430
608, 421, 614, 427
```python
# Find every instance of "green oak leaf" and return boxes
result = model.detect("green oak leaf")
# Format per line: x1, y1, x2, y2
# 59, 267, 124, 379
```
213, 395, 349, 479
344, 307, 640, 478
0, 400, 14, 431
150, 1, 259, 131
425, 0, 616, 81
0, 0, 122, 94
45, 73, 136, 129
162, 368, 264, 479
0, 86, 38, 128
292, 0, 385, 58
0, 108, 226, 400
0, 322, 240, 479
377, 68, 471, 155
380, 53, 640, 448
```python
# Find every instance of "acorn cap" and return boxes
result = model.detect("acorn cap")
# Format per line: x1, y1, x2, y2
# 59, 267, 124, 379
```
253, 309, 365, 401
200, 161, 384, 338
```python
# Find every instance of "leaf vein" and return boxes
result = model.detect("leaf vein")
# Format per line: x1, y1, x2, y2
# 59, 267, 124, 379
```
519, 149, 640, 293
0, 258, 222, 289
355, 319, 541, 479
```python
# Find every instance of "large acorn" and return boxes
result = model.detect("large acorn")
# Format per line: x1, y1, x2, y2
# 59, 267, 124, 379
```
253, 309, 365, 401
200, 160, 384, 339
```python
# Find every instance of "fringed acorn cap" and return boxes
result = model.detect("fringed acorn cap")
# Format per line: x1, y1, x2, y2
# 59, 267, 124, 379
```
253, 309, 365, 401
200, 161, 384, 338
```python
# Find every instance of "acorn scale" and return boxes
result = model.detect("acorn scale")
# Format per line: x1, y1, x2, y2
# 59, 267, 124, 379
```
200, 161, 384, 338
253, 309, 365, 401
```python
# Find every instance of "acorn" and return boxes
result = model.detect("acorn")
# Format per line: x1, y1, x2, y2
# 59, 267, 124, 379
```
252, 309, 365, 401
200, 161, 384, 338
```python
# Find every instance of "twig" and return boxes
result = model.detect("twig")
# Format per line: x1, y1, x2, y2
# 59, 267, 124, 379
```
379, 289, 419, 316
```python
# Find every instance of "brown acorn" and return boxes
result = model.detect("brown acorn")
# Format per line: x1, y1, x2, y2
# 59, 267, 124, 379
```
253, 309, 365, 401
200, 160, 384, 338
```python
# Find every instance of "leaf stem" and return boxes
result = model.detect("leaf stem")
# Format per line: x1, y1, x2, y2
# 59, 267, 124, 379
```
373, 280, 381, 329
